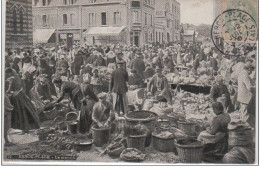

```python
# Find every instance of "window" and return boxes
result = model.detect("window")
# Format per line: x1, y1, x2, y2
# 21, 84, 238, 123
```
101, 12, 107, 25
63, 14, 68, 25
89, 13, 95, 26
131, 11, 139, 23
131, 1, 140, 7
13, 9, 17, 34
114, 12, 120, 25
90, 0, 97, 3
144, 13, 147, 25
150, 14, 153, 26
42, 15, 47, 27
63, 0, 67, 5
70, 13, 75, 25
20, 10, 24, 33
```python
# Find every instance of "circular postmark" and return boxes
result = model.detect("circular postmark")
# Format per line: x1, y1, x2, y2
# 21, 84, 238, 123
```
211, 9, 257, 56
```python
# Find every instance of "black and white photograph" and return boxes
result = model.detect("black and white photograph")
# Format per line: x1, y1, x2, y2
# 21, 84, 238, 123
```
0, 0, 258, 165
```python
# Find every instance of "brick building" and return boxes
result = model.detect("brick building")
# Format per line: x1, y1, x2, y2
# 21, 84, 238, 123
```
154, 0, 180, 43
32, 0, 156, 47
5, 0, 33, 49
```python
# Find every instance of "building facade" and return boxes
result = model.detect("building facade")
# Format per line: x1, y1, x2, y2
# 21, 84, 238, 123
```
154, 0, 180, 43
32, 0, 156, 47
5, 0, 33, 49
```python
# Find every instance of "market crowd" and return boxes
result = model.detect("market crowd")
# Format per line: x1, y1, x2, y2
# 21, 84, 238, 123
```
4, 41, 256, 163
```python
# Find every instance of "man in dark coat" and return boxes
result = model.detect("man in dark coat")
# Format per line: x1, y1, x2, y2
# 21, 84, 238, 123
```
210, 76, 233, 112
130, 50, 145, 78
73, 50, 84, 75
109, 60, 129, 117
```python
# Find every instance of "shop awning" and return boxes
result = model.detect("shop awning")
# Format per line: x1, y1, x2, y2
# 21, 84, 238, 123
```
33, 29, 55, 44
84, 26, 126, 36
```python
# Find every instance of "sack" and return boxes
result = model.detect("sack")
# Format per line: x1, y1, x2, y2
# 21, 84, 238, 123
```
223, 147, 255, 164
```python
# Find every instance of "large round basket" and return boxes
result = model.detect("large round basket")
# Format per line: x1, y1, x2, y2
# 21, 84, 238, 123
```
152, 131, 175, 153
177, 121, 201, 137
175, 140, 204, 163
125, 111, 157, 147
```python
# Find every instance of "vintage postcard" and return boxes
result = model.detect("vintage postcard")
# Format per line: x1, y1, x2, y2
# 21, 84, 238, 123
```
1, 0, 258, 165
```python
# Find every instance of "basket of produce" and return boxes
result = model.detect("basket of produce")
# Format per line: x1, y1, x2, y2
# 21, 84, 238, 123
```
175, 138, 204, 163
125, 111, 157, 147
177, 120, 201, 137
152, 130, 175, 152
120, 148, 146, 162
107, 142, 126, 158
73, 140, 93, 151
36, 128, 55, 141
228, 122, 254, 147
92, 125, 111, 147
43, 105, 58, 120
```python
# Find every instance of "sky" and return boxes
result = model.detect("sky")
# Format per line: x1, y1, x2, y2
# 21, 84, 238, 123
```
179, 0, 214, 25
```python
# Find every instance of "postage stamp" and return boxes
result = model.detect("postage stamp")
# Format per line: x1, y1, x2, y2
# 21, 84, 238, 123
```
211, 9, 258, 56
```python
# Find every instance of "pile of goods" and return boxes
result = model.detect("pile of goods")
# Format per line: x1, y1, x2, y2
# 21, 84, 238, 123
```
120, 148, 146, 162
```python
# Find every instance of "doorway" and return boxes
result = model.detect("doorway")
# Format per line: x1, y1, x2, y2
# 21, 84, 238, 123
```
67, 33, 73, 49
134, 35, 139, 47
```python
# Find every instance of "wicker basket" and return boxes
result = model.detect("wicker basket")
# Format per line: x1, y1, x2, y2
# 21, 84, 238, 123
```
43, 106, 58, 120
175, 140, 204, 163
177, 121, 201, 137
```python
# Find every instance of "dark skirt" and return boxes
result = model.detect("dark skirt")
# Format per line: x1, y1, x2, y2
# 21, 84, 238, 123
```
202, 133, 229, 161
9, 91, 40, 131
78, 99, 96, 134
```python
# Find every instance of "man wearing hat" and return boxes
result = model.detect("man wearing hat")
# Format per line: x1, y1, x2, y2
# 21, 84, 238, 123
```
237, 62, 255, 127
130, 49, 145, 78
210, 76, 233, 113
116, 51, 126, 69
109, 59, 129, 117
147, 66, 168, 96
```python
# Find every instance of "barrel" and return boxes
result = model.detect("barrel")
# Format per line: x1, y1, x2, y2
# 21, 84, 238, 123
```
92, 126, 111, 147
229, 128, 254, 147
125, 111, 157, 147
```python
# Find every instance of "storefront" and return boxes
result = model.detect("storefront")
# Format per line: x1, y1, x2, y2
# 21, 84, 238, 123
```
84, 26, 127, 46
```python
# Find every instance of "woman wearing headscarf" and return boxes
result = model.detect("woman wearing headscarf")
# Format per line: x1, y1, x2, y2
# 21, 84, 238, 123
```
5, 68, 40, 134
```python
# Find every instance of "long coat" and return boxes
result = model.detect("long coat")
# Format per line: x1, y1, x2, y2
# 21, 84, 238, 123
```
130, 57, 146, 77
109, 67, 129, 94
237, 70, 253, 104
73, 53, 84, 75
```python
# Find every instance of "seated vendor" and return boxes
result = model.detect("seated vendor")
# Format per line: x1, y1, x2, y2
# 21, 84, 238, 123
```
128, 69, 144, 89
92, 92, 115, 128
210, 76, 234, 113
147, 67, 172, 105
198, 102, 231, 161
147, 66, 168, 95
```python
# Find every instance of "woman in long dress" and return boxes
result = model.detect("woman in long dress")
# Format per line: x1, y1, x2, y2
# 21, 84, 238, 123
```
78, 75, 99, 134
5, 68, 40, 133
